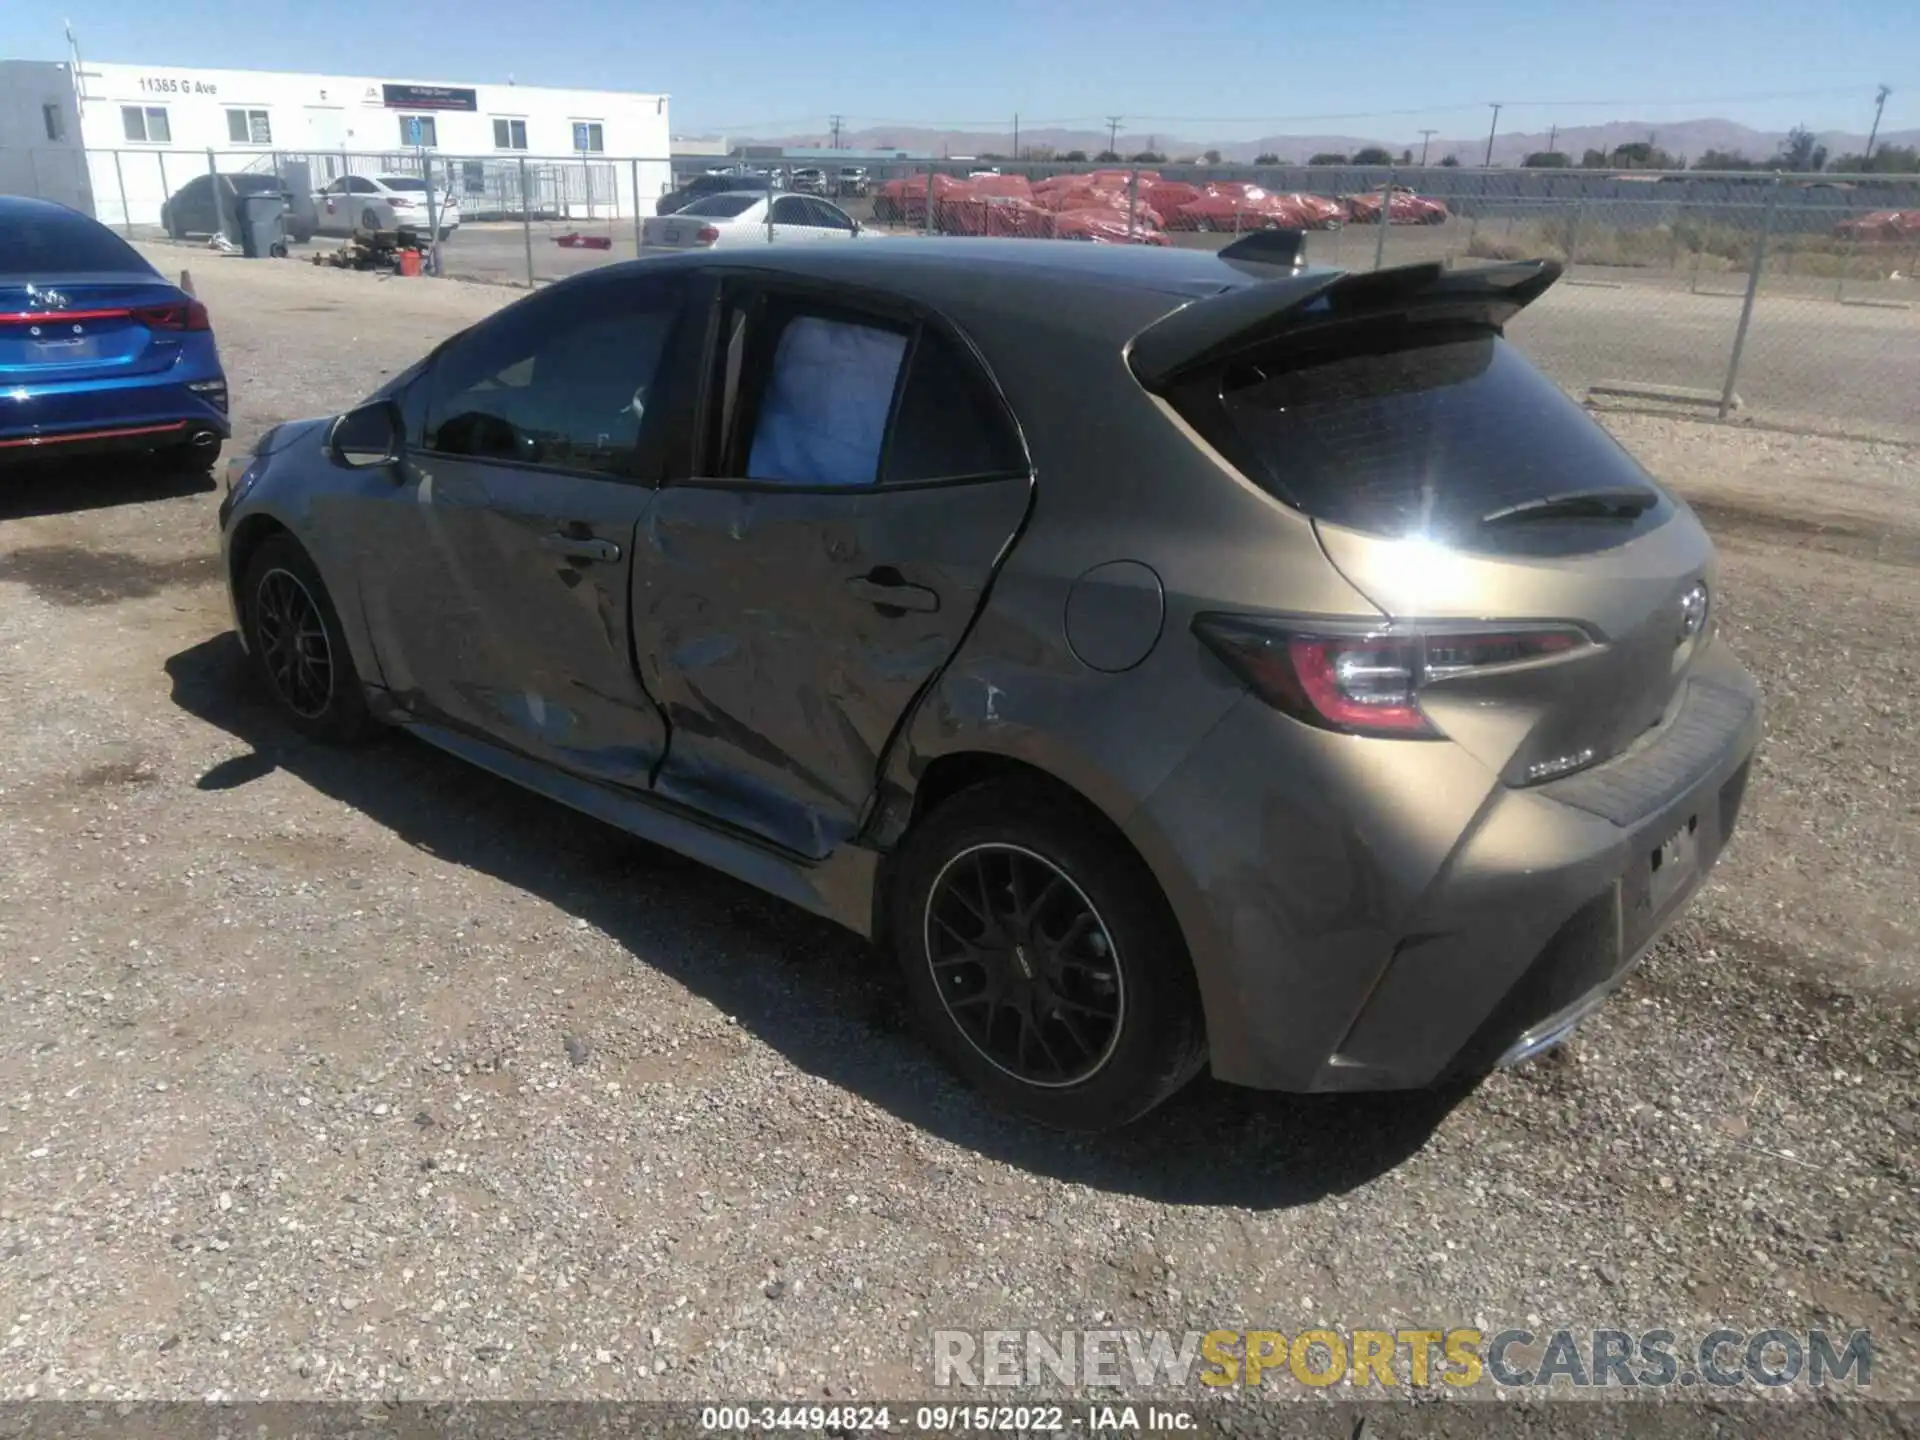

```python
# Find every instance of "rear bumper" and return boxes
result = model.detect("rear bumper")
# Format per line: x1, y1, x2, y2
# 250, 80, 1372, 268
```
1128, 636, 1762, 1092
0, 373, 230, 462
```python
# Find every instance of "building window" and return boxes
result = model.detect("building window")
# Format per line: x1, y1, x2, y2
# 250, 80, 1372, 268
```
225, 108, 272, 145
572, 121, 605, 153
42, 103, 65, 141
121, 105, 171, 144
492, 117, 528, 150
398, 114, 438, 148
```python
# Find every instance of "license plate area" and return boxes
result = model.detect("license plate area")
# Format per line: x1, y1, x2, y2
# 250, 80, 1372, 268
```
664, 227, 680, 244
28, 337, 101, 363
1648, 813, 1699, 913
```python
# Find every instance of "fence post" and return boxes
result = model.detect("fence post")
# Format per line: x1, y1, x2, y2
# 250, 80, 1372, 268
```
1128, 167, 1139, 240
1566, 199, 1586, 273
1835, 210, 1860, 303
924, 168, 935, 236
632, 158, 643, 255
419, 145, 439, 275
1719, 174, 1781, 420
768, 171, 777, 244
112, 149, 131, 236
157, 151, 169, 228
518, 156, 534, 287
1373, 167, 1394, 271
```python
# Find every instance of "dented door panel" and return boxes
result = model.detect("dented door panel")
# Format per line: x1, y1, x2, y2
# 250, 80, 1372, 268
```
636, 476, 1031, 858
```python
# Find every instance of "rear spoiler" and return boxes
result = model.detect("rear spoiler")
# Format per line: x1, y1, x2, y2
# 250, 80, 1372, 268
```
1130, 258, 1562, 390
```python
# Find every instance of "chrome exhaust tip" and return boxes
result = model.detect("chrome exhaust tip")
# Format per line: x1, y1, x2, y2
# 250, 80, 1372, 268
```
191, 429, 219, 450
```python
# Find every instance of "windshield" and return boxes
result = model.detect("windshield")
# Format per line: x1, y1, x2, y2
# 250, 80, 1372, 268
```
378, 177, 429, 192
678, 194, 760, 219
1, 207, 156, 277
1207, 325, 1664, 541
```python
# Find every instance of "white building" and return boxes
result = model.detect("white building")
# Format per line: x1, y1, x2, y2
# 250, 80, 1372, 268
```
5, 58, 675, 225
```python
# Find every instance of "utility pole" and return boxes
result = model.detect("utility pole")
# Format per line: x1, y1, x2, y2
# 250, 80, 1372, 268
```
829, 114, 843, 150
1107, 115, 1122, 156
1418, 129, 1437, 166
1865, 85, 1891, 169
1484, 103, 1502, 166
1546, 124, 1557, 157
1013, 113, 1019, 161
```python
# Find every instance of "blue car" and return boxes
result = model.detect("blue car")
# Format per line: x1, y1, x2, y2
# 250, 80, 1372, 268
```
1, 196, 229, 471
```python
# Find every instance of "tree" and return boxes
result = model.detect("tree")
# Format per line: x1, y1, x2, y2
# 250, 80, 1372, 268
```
1352, 146, 1394, 166
1398, 149, 1413, 165
1202, 149, 1223, 165
1062, 149, 1089, 163
1308, 152, 1349, 166
1093, 150, 1120, 163
1580, 148, 1610, 169
1829, 143, 1919, 173
1025, 144, 1055, 163
1775, 126, 1827, 173
1522, 151, 1571, 168
1127, 150, 1166, 164
1254, 152, 1280, 165
1693, 149, 1758, 171
1438, 154, 1460, 167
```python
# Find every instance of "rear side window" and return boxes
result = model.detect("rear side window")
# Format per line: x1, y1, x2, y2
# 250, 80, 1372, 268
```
0, 208, 154, 277
1194, 325, 1661, 540
680, 195, 759, 219
883, 329, 1027, 485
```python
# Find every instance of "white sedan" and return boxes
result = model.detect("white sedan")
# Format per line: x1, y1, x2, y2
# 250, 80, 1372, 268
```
640, 192, 867, 250
313, 174, 461, 240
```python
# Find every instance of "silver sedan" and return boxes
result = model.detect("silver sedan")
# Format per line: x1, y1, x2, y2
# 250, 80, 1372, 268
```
640, 191, 868, 251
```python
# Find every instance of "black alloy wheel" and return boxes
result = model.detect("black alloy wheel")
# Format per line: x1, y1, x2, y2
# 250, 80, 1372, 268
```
925, 842, 1125, 1088
892, 780, 1207, 1130
252, 565, 333, 720
239, 534, 373, 743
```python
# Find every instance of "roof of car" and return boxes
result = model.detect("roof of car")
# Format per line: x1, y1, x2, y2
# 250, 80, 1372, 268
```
611, 238, 1340, 347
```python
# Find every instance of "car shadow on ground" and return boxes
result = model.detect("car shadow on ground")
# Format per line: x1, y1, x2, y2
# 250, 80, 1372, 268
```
165, 632, 1471, 1211
0, 455, 216, 522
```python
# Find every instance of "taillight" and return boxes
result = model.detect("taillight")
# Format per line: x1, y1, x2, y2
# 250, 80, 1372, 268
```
133, 301, 211, 332
696, 226, 720, 245
1193, 616, 1587, 739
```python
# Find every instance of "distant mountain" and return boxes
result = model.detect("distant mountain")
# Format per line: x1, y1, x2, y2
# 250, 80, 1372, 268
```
746, 119, 1920, 168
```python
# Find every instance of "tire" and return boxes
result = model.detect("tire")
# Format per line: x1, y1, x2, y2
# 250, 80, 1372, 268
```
239, 533, 374, 744
890, 781, 1207, 1130
361, 206, 381, 233
156, 437, 221, 475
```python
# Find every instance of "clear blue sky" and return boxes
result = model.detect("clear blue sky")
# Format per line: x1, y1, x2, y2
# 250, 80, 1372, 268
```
5, 0, 1914, 142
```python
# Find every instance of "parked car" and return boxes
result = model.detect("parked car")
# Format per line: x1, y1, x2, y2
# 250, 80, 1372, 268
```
1345, 184, 1450, 224
218, 238, 1760, 1130
790, 167, 830, 196
162, 172, 314, 244
313, 175, 460, 240
836, 166, 872, 198
2, 196, 229, 471
1833, 209, 1920, 242
658, 171, 769, 216
639, 192, 865, 249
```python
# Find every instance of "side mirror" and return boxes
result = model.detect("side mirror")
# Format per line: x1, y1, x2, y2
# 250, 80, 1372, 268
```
328, 399, 402, 468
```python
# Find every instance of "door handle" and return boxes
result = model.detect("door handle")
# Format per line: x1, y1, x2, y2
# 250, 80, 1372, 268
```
541, 533, 621, 563
845, 568, 940, 614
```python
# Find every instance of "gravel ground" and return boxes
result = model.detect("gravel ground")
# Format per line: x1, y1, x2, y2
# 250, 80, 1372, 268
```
0, 252, 1914, 1413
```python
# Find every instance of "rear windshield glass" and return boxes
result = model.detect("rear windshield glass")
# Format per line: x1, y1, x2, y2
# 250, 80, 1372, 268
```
232, 175, 285, 193
378, 177, 428, 192
1208, 325, 1660, 539
679, 195, 759, 219
0, 208, 155, 277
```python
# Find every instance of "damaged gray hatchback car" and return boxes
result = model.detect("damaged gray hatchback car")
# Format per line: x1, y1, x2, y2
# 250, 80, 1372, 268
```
218, 236, 1760, 1130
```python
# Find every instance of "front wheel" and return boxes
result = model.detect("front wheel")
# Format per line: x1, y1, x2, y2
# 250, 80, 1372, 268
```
239, 534, 374, 743
890, 782, 1207, 1130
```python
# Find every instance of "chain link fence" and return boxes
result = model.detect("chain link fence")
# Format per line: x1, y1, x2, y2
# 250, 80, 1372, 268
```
10, 145, 1917, 441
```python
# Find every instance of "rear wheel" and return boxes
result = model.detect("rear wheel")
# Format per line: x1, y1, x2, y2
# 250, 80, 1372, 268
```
890, 781, 1207, 1130
239, 534, 373, 743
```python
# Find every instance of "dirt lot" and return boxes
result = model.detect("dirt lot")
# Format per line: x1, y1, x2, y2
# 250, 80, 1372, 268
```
0, 251, 1915, 1408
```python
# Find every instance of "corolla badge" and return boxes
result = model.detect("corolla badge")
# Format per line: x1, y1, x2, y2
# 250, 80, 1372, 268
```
1678, 582, 1710, 641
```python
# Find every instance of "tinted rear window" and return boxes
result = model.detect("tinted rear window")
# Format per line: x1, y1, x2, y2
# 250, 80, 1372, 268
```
0, 208, 154, 277
679, 195, 759, 219
1203, 325, 1660, 539
232, 175, 286, 193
